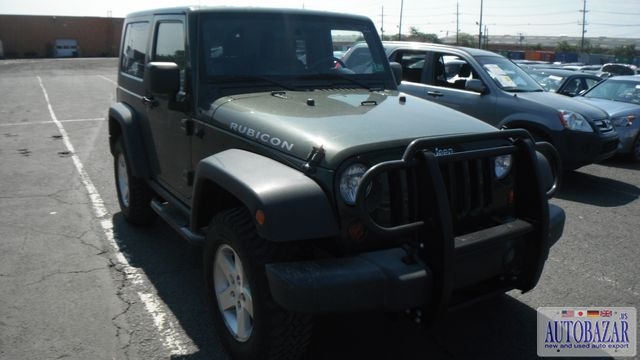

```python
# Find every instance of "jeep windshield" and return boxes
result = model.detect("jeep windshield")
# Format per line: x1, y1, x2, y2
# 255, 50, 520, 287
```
475, 55, 544, 92
198, 11, 393, 92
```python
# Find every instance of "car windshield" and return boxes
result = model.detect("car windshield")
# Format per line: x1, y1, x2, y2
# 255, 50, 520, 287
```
529, 73, 566, 92
584, 79, 640, 105
475, 55, 543, 92
198, 12, 391, 91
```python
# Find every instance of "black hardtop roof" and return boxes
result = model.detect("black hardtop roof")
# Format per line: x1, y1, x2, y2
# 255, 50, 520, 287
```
125, 6, 371, 22
381, 41, 500, 57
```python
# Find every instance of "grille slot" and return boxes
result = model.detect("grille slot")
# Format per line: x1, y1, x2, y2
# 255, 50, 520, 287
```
594, 119, 614, 133
440, 158, 493, 222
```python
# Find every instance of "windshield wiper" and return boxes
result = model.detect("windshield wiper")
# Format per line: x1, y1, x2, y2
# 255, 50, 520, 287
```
212, 75, 296, 91
504, 88, 544, 93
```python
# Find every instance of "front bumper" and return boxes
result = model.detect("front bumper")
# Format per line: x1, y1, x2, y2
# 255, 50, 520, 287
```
551, 128, 619, 169
266, 203, 565, 313
615, 125, 640, 154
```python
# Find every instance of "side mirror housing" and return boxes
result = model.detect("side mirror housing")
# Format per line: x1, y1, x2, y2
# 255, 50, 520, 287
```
145, 62, 180, 94
389, 62, 403, 86
465, 79, 487, 94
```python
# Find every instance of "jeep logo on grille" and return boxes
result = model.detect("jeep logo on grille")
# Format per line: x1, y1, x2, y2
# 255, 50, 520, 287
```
433, 147, 455, 157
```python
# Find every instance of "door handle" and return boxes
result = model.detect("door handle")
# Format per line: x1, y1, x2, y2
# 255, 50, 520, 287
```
142, 96, 158, 107
426, 91, 444, 97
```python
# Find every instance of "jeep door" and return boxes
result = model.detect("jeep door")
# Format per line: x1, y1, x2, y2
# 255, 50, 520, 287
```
145, 16, 192, 201
394, 50, 499, 126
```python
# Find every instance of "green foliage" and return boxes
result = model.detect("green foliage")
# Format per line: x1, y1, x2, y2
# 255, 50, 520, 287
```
613, 44, 637, 58
405, 26, 441, 44
382, 27, 441, 43
556, 40, 577, 53
456, 33, 476, 47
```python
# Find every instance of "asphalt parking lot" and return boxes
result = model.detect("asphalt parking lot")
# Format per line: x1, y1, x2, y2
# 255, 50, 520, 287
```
0, 58, 638, 359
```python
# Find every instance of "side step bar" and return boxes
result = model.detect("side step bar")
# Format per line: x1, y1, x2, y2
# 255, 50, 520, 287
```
150, 199, 205, 245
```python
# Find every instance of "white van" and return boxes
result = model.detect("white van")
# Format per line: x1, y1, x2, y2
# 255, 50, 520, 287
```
53, 39, 79, 57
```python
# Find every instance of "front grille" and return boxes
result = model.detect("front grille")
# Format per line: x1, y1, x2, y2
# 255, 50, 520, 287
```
594, 119, 614, 133
366, 146, 515, 237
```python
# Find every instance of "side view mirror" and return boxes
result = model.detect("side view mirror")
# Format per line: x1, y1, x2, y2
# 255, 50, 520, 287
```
389, 62, 402, 86
145, 62, 180, 94
465, 79, 487, 94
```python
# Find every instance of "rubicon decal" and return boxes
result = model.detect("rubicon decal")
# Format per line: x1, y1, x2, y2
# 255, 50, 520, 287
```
230, 122, 295, 152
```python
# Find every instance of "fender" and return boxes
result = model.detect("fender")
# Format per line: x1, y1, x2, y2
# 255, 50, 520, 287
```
108, 102, 151, 178
192, 149, 340, 242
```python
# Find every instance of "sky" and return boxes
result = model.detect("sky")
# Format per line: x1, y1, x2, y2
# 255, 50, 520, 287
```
1, 0, 639, 39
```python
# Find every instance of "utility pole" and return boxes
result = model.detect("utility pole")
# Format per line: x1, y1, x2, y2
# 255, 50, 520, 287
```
580, 0, 588, 52
478, 0, 484, 48
399, 0, 404, 40
456, 2, 460, 45
381, 5, 385, 39
484, 25, 488, 48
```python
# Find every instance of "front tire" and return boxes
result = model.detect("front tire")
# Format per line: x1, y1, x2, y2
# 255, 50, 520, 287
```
630, 133, 640, 162
204, 208, 312, 360
113, 138, 156, 225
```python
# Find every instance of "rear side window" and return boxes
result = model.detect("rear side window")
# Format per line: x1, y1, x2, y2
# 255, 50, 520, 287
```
120, 22, 149, 78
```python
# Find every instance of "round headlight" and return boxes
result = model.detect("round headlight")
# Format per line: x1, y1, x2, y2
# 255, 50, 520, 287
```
494, 154, 513, 180
339, 163, 368, 205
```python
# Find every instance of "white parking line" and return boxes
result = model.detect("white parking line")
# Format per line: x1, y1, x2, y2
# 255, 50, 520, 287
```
98, 75, 118, 86
36, 76, 188, 356
0, 118, 105, 127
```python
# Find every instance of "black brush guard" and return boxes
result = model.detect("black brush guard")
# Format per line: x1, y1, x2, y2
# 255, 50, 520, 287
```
354, 129, 559, 315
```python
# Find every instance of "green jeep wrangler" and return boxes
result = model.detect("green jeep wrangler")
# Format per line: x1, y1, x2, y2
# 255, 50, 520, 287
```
108, 6, 565, 360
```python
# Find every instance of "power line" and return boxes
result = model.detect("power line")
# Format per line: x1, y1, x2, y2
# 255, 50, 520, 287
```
590, 23, 640, 27
591, 10, 640, 16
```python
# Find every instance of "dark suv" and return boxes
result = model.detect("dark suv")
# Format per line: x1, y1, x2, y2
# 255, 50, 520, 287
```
109, 7, 565, 360
343, 41, 619, 170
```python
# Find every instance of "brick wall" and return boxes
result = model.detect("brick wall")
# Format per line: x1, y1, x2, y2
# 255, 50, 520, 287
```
0, 15, 123, 58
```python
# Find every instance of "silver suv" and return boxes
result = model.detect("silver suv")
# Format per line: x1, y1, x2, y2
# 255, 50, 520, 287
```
343, 42, 619, 170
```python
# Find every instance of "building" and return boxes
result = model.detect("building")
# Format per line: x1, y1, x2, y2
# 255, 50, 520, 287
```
0, 14, 123, 58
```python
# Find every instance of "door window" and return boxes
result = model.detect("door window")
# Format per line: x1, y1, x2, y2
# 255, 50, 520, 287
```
120, 22, 149, 78
154, 22, 185, 69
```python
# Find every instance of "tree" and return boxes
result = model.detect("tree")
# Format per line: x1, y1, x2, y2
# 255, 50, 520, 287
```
406, 26, 441, 44
456, 32, 475, 47
556, 40, 577, 53
614, 44, 637, 58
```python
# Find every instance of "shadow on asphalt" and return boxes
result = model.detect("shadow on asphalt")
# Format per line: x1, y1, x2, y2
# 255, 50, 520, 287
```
555, 169, 640, 207
111, 214, 614, 360
600, 157, 640, 171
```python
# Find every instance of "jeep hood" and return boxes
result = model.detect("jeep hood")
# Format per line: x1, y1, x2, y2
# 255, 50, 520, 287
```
206, 90, 497, 167
515, 91, 608, 120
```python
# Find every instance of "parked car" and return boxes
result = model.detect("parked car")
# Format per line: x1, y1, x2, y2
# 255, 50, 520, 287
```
576, 64, 602, 75
344, 41, 618, 170
597, 63, 638, 78
526, 68, 601, 97
574, 75, 640, 161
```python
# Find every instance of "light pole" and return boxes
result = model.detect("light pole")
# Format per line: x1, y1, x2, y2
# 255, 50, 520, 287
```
399, 0, 404, 40
478, 0, 483, 48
